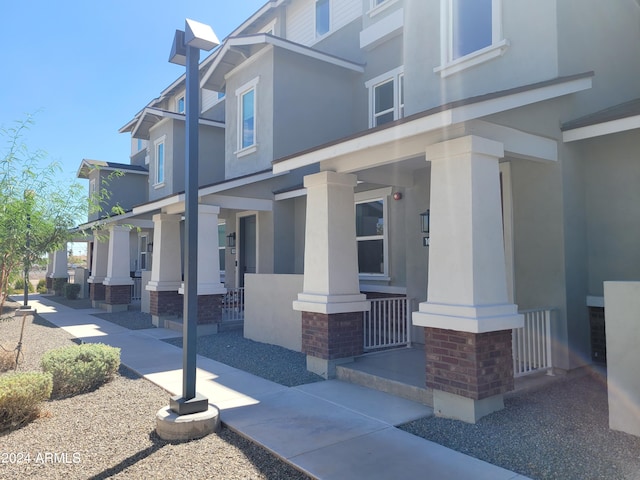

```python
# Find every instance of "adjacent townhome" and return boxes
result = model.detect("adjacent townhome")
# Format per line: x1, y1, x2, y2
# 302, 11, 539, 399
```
61, 0, 640, 423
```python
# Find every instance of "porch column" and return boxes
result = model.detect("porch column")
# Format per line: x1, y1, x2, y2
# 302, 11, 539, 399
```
45, 252, 53, 290
293, 171, 369, 378
50, 248, 68, 295
88, 238, 109, 308
146, 213, 183, 327
102, 225, 133, 313
179, 205, 226, 329
413, 135, 523, 423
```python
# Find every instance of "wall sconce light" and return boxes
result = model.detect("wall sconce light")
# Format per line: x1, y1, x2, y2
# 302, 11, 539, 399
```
147, 243, 154, 253
420, 210, 430, 247
227, 232, 236, 248
393, 192, 402, 201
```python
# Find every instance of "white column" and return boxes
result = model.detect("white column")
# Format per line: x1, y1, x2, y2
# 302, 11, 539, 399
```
51, 248, 68, 278
45, 252, 53, 278
413, 136, 523, 332
179, 205, 226, 295
293, 171, 368, 314
103, 225, 133, 286
88, 238, 108, 284
146, 214, 182, 292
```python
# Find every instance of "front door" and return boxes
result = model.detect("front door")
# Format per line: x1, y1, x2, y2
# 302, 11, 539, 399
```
239, 215, 256, 287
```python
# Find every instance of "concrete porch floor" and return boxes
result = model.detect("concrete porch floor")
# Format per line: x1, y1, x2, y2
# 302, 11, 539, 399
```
337, 345, 564, 408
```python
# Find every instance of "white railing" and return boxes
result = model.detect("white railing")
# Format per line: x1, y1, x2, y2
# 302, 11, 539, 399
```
222, 287, 245, 322
364, 297, 411, 352
130, 277, 142, 302
513, 308, 554, 377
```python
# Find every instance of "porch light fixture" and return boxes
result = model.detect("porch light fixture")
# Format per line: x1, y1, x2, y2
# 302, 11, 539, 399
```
226, 232, 236, 248
420, 209, 430, 247
168, 19, 219, 417
147, 242, 153, 253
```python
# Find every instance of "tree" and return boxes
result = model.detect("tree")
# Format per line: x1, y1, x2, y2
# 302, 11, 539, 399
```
0, 116, 87, 310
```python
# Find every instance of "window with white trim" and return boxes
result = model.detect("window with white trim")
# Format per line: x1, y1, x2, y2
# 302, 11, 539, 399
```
366, 67, 404, 128
355, 189, 389, 277
437, 0, 507, 77
218, 222, 226, 275
177, 95, 185, 114
236, 77, 259, 154
139, 234, 148, 271
315, 0, 330, 37
154, 137, 165, 185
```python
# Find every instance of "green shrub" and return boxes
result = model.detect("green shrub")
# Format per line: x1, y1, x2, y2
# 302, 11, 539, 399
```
11, 278, 34, 294
52, 278, 66, 296
64, 283, 81, 300
0, 350, 16, 372
41, 343, 120, 398
36, 279, 47, 294
0, 372, 52, 432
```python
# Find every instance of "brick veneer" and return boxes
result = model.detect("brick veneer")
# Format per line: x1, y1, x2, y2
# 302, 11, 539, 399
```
150, 290, 183, 317
46, 277, 53, 290
302, 311, 364, 360
425, 327, 514, 400
90, 282, 106, 302
197, 294, 223, 324
105, 284, 131, 305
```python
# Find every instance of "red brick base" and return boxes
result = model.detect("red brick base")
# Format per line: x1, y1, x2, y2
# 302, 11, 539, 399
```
46, 277, 53, 290
150, 290, 183, 317
425, 327, 514, 400
105, 284, 131, 305
302, 311, 364, 360
196, 294, 223, 324
90, 282, 106, 302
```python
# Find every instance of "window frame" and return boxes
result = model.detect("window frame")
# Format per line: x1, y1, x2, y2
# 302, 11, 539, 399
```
235, 77, 259, 156
176, 94, 185, 114
355, 187, 391, 280
315, 0, 331, 39
365, 66, 405, 128
138, 234, 148, 272
218, 221, 226, 281
435, 0, 508, 78
154, 135, 166, 187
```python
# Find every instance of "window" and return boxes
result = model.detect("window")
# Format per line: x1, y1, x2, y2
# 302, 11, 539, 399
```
355, 188, 390, 277
139, 235, 148, 271
236, 77, 259, 154
436, 0, 507, 77
137, 138, 143, 152
154, 137, 165, 185
218, 223, 226, 273
366, 67, 404, 128
316, 0, 330, 37
217, 91, 225, 100
177, 95, 185, 114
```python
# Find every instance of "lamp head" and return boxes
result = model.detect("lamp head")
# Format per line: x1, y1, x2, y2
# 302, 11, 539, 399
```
185, 18, 219, 51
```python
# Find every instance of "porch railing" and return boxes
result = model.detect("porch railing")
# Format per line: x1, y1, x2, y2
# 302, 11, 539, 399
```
130, 277, 142, 302
513, 308, 554, 377
364, 297, 411, 352
222, 287, 245, 322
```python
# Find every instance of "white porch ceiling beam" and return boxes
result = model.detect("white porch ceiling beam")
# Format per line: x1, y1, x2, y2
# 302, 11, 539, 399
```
562, 115, 640, 142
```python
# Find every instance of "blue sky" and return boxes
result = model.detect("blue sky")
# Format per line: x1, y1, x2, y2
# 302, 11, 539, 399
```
1, 1, 267, 183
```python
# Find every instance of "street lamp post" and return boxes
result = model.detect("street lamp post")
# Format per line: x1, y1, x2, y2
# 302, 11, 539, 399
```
20, 190, 34, 311
168, 19, 219, 416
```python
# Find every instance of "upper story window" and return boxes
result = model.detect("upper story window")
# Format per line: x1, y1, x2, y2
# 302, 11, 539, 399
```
355, 188, 391, 278
177, 95, 185, 114
366, 67, 404, 128
435, 0, 508, 78
154, 136, 165, 186
316, 0, 330, 37
236, 77, 259, 155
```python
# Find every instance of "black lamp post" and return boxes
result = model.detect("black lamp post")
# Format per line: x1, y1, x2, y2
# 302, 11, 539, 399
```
168, 19, 219, 416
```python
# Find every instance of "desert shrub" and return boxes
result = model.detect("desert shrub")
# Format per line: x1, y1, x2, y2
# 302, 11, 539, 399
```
41, 343, 120, 398
36, 279, 47, 294
64, 283, 81, 300
0, 350, 16, 372
11, 278, 34, 294
52, 278, 66, 296
0, 372, 52, 432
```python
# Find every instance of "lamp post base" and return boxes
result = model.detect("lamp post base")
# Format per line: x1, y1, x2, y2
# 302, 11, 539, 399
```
156, 404, 220, 441
170, 392, 209, 416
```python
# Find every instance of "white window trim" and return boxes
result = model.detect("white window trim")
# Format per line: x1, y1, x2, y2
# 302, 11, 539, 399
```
153, 135, 166, 188
367, 0, 399, 17
365, 66, 405, 128
176, 93, 185, 114
355, 187, 391, 280
315, 0, 332, 40
138, 234, 148, 273
435, 0, 509, 78
259, 19, 277, 35
235, 77, 259, 155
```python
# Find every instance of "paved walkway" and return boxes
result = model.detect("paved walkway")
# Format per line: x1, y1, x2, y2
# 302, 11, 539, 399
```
30, 296, 529, 480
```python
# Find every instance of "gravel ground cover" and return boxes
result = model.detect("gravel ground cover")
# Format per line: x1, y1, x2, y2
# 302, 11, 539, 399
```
400, 371, 640, 480
164, 331, 325, 387
0, 303, 310, 480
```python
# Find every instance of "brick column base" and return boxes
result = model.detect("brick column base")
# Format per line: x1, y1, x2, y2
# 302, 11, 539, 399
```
197, 294, 223, 325
301, 311, 363, 378
150, 290, 183, 320
425, 327, 514, 423
103, 285, 131, 313
46, 277, 53, 290
90, 283, 106, 302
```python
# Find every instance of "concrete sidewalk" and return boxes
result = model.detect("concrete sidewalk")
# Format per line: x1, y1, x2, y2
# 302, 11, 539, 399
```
31, 296, 529, 480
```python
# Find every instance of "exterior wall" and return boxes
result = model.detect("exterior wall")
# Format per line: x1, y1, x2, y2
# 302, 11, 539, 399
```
148, 119, 175, 201
87, 169, 148, 222
273, 199, 296, 274
403, 0, 559, 116
244, 274, 303, 351
294, 196, 306, 274
171, 122, 226, 190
